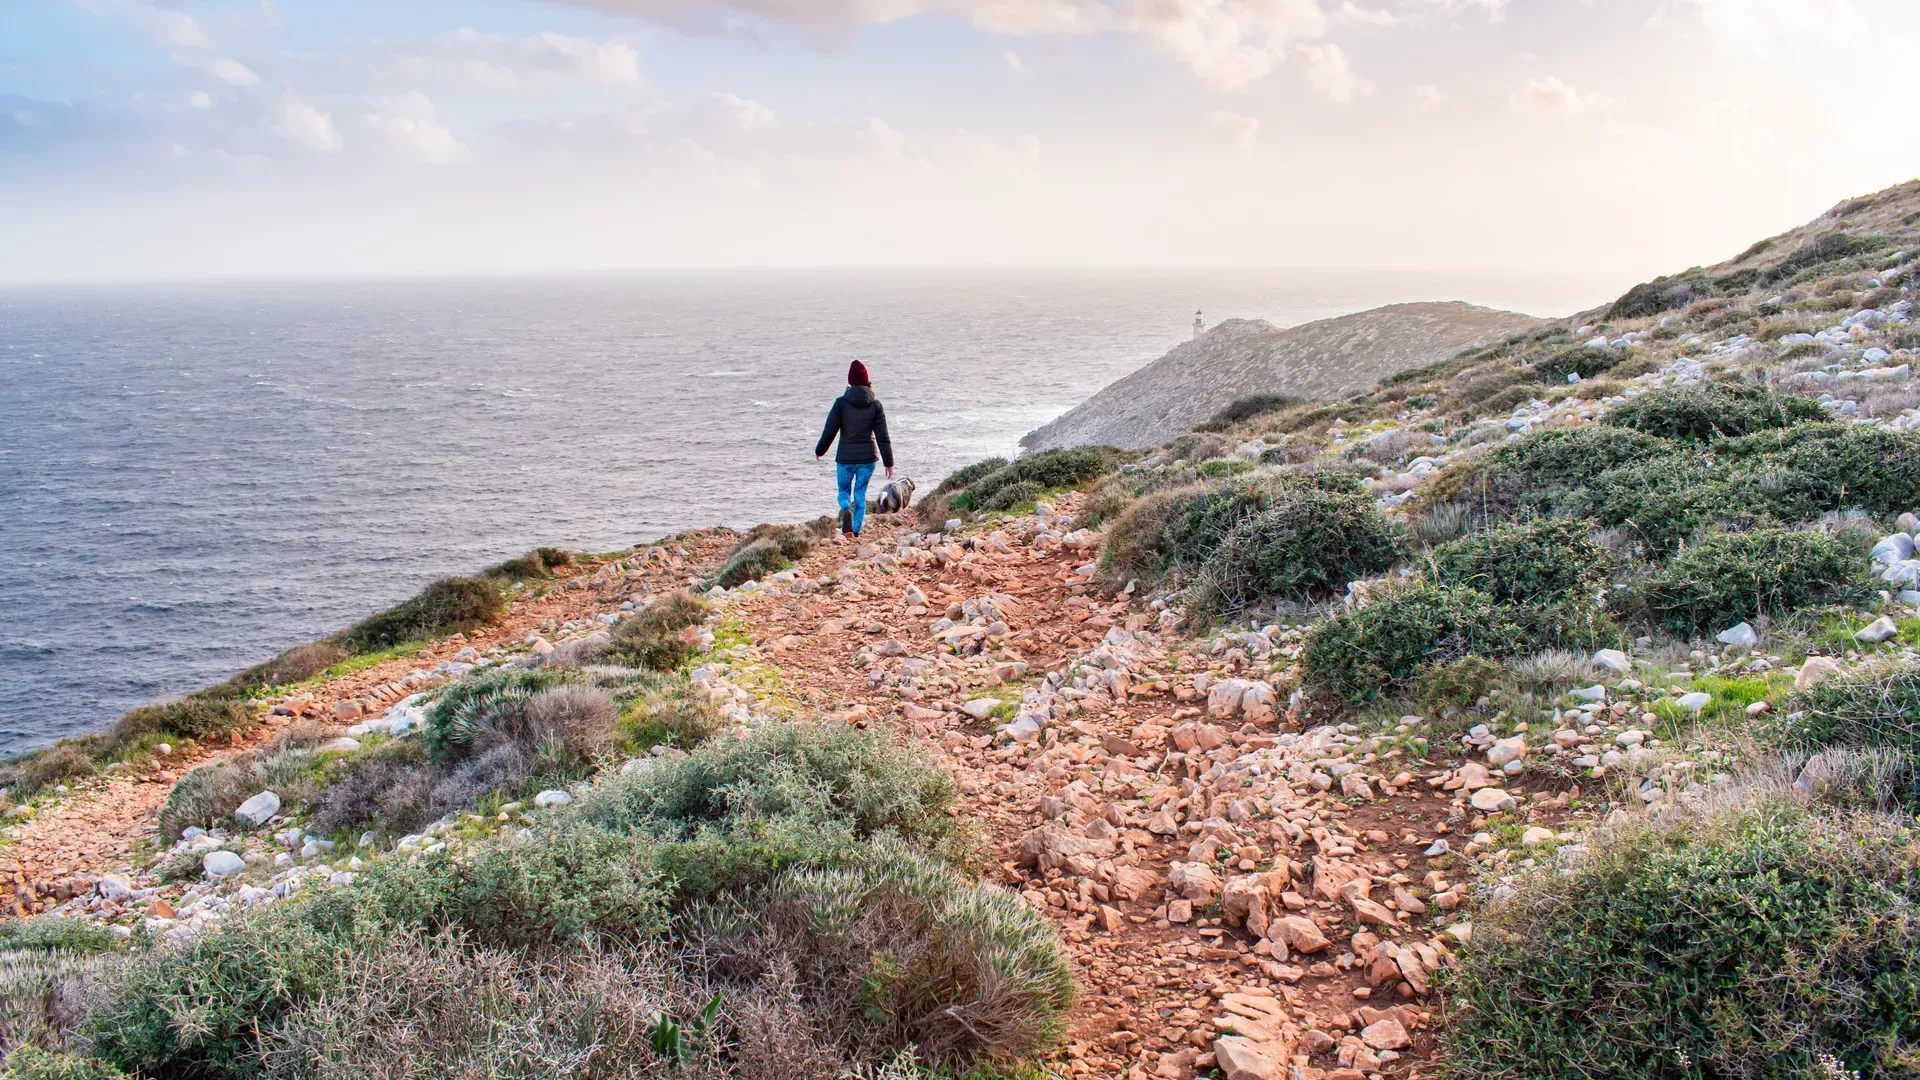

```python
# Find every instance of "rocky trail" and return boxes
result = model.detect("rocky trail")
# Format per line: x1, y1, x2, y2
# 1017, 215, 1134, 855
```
1, 503, 1591, 1080
724, 500, 1570, 1080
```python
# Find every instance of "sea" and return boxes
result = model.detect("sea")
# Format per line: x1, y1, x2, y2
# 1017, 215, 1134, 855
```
0, 268, 1615, 756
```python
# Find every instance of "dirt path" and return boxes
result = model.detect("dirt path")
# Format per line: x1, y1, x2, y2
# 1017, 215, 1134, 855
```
733, 506, 1478, 1080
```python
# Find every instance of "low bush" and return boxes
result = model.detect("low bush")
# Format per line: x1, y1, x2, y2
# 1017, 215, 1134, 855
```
337, 575, 503, 654
980, 480, 1043, 512
948, 447, 1118, 512
1530, 344, 1621, 383
1761, 229, 1893, 284
615, 673, 723, 752
1605, 273, 1710, 321
608, 591, 711, 672
1415, 655, 1501, 717
759, 842, 1074, 1065
1198, 393, 1299, 431
708, 526, 813, 590
0, 919, 122, 957
1603, 382, 1825, 442
1098, 484, 1204, 587
1186, 488, 1401, 615
483, 546, 571, 582
306, 747, 438, 837
0, 744, 95, 800
158, 761, 261, 839
0, 1049, 129, 1080
114, 696, 255, 745
1303, 585, 1528, 704
1428, 518, 1604, 605
422, 667, 580, 763
1440, 805, 1920, 1080
1628, 528, 1868, 635
930, 457, 1007, 499
1791, 664, 1920, 757
1715, 423, 1920, 515
228, 642, 346, 692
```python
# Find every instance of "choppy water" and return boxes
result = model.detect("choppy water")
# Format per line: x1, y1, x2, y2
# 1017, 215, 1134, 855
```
0, 269, 1609, 755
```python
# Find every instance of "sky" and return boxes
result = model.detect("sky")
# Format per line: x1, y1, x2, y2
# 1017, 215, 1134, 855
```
2, 0, 1917, 288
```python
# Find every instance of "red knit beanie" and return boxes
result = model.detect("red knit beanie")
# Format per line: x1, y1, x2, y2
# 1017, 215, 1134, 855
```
848, 361, 871, 387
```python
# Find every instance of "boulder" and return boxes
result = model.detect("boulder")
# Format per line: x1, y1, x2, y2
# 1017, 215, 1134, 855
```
1274, 915, 1331, 954
533, 789, 573, 808
1169, 861, 1224, 903
203, 851, 246, 878
1213, 1036, 1284, 1080
1716, 622, 1757, 649
1469, 787, 1516, 812
1360, 1018, 1411, 1051
1857, 616, 1899, 644
1486, 737, 1527, 768
234, 791, 281, 828
1591, 648, 1631, 674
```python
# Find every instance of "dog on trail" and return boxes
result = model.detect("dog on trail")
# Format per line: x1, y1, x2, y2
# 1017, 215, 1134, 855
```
870, 477, 916, 515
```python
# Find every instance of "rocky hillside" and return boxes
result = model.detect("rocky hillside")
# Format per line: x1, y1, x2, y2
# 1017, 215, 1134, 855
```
1022, 302, 1543, 452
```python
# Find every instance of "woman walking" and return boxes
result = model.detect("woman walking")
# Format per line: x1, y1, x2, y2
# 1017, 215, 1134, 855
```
815, 360, 894, 538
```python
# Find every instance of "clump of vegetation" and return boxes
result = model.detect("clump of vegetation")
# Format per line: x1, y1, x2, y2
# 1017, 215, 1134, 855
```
707, 525, 813, 590
1602, 382, 1825, 442
1186, 487, 1401, 616
607, 591, 711, 672
1303, 584, 1526, 704
1196, 393, 1299, 431
1791, 664, 1920, 758
1441, 804, 1920, 1080
1627, 528, 1868, 635
980, 479, 1044, 512
0, 743, 96, 800
423, 667, 582, 763
1606, 273, 1711, 320
1427, 518, 1603, 605
1416, 654, 1501, 717
483, 546, 572, 583
338, 575, 504, 653
1761, 229, 1893, 284
935, 447, 1119, 515
228, 642, 348, 692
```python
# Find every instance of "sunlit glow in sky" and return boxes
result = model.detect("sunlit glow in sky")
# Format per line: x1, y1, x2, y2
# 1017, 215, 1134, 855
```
2, 0, 1915, 285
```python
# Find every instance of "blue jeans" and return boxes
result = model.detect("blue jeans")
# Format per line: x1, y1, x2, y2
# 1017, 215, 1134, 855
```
836, 462, 875, 534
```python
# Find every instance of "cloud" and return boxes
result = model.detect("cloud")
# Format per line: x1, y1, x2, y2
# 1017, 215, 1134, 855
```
380, 29, 648, 91
1509, 75, 1603, 114
1204, 109, 1259, 153
1412, 83, 1445, 110
270, 96, 344, 152
1002, 49, 1028, 72
1406, 0, 1507, 18
1655, 0, 1866, 57
129, 4, 213, 49
1332, 2, 1399, 27
1129, 0, 1330, 92
1297, 40, 1369, 103
364, 93, 470, 164
549, 0, 1101, 33
193, 56, 262, 87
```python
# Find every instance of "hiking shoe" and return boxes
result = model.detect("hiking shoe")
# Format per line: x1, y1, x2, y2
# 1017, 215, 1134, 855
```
837, 508, 853, 535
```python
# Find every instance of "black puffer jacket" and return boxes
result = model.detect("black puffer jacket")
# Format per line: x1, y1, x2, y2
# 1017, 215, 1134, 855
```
816, 386, 893, 467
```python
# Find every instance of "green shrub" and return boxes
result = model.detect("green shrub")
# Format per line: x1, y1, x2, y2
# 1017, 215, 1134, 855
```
1420, 427, 1665, 515
980, 480, 1043, 512
423, 667, 579, 762
1428, 518, 1604, 605
0, 919, 122, 957
573, 720, 960, 898
229, 642, 347, 691
957, 447, 1118, 510
0, 743, 95, 800
1187, 489, 1401, 614
1629, 528, 1868, 635
1198, 393, 1299, 431
158, 761, 262, 839
761, 842, 1074, 1065
115, 695, 255, 745
483, 547, 570, 582
708, 525, 813, 590
1441, 805, 1920, 1080
1761, 230, 1893, 284
1716, 423, 1920, 515
1530, 344, 1620, 383
1791, 664, 1920, 757
1604, 383, 1825, 442
0, 1050, 129, 1080
614, 673, 723, 752
1099, 485, 1204, 587
338, 576, 503, 653
930, 457, 1008, 498
607, 590, 710, 672
1416, 655, 1501, 716
1303, 584, 1529, 704
357, 823, 667, 950
1606, 274, 1709, 320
